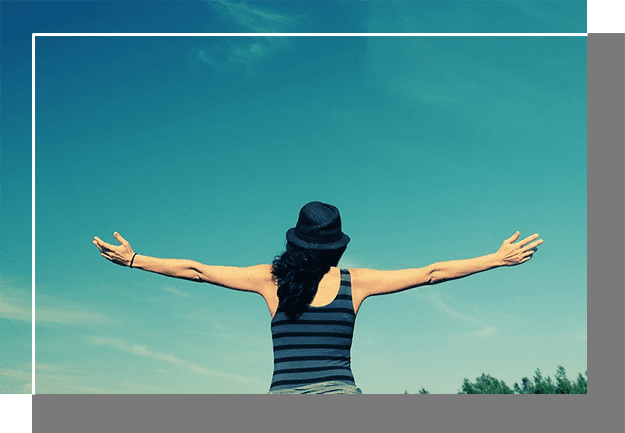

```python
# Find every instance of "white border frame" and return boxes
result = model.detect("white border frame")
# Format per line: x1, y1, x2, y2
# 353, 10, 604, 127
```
31, 30, 587, 395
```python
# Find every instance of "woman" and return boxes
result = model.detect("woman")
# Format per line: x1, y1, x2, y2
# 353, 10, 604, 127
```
93, 201, 543, 394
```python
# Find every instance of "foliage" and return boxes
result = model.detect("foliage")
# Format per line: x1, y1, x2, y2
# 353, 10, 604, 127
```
511, 366, 587, 394
458, 373, 514, 394
409, 366, 587, 394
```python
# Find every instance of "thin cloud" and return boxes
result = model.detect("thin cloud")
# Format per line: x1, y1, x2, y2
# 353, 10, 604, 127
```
35, 307, 118, 326
209, 0, 295, 32
0, 278, 31, 321
197, 0, 295, 72
422, 291, 498, 338
85, 336, 261, 385
87, 337, 186, 365
0, 281, 117, 325
185, 309, 228, 333
0, 369, 31, 382
35, 363, 58, 372
163, 287, 189, 297
182, 328, 267, 349
196, 37, 288, 73
0, 300, 30, 321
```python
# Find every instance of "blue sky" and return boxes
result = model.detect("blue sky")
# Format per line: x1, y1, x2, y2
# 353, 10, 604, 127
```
1, 1, 587, 394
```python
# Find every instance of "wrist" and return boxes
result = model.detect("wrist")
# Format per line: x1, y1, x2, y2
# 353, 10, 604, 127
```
490, 252, 504, 267
129, 253, 138, 268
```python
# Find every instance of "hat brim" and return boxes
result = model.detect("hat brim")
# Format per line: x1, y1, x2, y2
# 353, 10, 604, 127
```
286, 228, 350, 250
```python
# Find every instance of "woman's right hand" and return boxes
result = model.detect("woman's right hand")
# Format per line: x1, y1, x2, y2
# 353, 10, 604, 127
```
93, 232, 135, 267
496, 231, 543, 266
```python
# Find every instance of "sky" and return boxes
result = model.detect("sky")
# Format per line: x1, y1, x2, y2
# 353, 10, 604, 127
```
0, 1, 588, 395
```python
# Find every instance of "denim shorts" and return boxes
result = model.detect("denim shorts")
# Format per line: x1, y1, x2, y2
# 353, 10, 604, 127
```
268, 380, 363, 394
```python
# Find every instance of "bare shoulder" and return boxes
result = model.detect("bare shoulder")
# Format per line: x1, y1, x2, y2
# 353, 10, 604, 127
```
246, 264, 275, 287
250, 264, 277, 295
348, 268, 386, 287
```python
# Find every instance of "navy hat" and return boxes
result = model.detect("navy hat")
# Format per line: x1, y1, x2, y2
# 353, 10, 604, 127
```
286, 201, 350, 250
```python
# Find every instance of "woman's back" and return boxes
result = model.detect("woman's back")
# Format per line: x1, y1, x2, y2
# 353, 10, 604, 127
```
308, 267, 342, 308
269, 268, 360, 393
264, 266, 368, 318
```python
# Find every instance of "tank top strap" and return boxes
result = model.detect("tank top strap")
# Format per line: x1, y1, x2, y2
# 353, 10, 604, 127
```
339, 268, 352, 296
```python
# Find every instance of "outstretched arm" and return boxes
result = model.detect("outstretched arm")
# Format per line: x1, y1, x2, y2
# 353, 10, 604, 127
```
429, 231, 542, 284
351, 231, 544, 300
93, 232, 198, 280
92, 232, 273, 293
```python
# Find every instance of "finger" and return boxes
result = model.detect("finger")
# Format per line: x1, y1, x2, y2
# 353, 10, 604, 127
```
93, 237, 105, 251
518, 233, 539, 247
520, 256, 531, 264
113, 232, 127, 245
96, 240, 113, 252
508, 231, 520, 243
521, 239, 543, 251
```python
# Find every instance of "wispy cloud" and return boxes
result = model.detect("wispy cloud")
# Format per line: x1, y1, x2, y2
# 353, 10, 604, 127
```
0, 369, 31, 382
0, 299, 30, 321
34, 293, 119, 326
197, 0, 296, 72
85, 336, 261, 385
0, 363, 31, 393
209, 0, 295, 32
163, 286, 189, 297
0, 276, 31, 321
35, 307, 117, 326
421, 291, 498, 339
185, 308, 228, 332
196, 37, 288, 73
182, 328, 267, 349
35, 363, 58, 372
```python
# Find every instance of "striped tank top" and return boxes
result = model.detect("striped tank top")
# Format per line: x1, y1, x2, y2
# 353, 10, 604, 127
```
269, 268, 357, 392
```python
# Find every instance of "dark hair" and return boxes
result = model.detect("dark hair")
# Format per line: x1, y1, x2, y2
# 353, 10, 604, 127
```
271, 242, 346, 320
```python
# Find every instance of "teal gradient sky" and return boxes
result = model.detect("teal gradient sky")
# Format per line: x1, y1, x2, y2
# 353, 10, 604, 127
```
1, 1, 587, 394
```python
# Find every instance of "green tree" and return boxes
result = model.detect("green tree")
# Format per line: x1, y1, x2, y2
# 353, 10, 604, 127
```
409, 366, 587, 394
554, 365, 573, 394
572, 370, 588, 394
511, 366, 586, 394
458, 373, 514, 394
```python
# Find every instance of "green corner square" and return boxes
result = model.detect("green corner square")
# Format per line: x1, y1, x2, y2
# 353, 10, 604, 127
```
587, 0, 625, 33
0, 394, 33, 433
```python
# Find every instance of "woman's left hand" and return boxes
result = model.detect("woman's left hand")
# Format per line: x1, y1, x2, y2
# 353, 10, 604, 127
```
496, 231, 543, 266
93, 232, 135, 267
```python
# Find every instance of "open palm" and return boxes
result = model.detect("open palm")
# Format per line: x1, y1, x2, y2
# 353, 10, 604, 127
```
93, 232, 135, 267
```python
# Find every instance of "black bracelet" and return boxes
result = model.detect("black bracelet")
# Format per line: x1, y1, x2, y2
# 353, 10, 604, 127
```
129, 253, 137, 268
